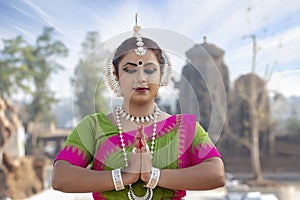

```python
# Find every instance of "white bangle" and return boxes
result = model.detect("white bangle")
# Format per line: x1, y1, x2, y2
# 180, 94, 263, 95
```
111, 168, 124, 191
145, 167, 160, 189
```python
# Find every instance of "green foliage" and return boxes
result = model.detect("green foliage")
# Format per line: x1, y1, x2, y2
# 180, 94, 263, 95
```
0, 27, 68, 124
71, 31, 109, 119
27, 27, 68, 122
0, 36, 32, 97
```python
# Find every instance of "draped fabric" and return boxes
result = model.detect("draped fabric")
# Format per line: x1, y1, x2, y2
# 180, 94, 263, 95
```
55, 113, 221, 200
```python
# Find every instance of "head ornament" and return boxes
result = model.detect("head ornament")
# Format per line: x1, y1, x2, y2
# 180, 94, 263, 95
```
105, 14, 172, 96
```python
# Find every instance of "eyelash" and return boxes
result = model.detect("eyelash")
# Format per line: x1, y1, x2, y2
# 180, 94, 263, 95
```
123, 68, 157, 74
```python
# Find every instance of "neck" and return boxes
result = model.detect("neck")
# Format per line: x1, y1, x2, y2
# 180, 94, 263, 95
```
123, 101, 156, 117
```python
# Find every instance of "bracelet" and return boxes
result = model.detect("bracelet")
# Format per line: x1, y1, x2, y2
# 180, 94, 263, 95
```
145, 167, 160, 189
111, 168, 125, 191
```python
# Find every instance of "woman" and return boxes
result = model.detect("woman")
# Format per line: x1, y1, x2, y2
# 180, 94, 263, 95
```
52, 22, 225, 200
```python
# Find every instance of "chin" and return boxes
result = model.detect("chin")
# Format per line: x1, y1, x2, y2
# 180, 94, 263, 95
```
130, 94, 155, 105
130, 98, 152, 105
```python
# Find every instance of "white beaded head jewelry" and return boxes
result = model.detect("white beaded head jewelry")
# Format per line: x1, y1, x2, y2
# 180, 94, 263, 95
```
105, 50, 122, 96
133, 13, 147, 56
160, 51, 172, 86
105, 14, 172, 96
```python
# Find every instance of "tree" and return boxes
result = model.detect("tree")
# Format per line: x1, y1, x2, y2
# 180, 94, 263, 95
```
0, 36, 32, 98
26, 27, 68, 123
0, 27, 68, 198
0, 27, 68, 125
226, 35, 273, 183
71, 32, 109, 119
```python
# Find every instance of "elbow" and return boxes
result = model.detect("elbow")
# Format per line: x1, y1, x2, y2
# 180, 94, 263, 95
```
52, 172, 71, 192
214, 162, 226, 188
206, 169, 225, 189
51, 161, 68, 191
51, 179, 60, 191
210, 158, 226, 189
51, 172, 64, 191
215, 171, 226, 188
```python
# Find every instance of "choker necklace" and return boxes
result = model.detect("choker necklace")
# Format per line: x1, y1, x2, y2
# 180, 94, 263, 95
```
118, 104, 160, 124
115, 104, 158, 200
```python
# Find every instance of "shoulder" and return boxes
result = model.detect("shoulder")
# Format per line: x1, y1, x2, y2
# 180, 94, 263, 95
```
83, 112, 109, 122
176, 113, 197, 124
158, 112, 197, 121
76, 112, 110, 128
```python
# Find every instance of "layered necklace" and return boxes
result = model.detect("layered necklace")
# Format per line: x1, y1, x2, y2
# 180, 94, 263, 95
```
115, 104, 160, 200
117, 105, 158, 124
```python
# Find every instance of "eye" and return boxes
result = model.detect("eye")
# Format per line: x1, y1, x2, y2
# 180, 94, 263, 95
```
123, 66, 137, 74
144, 64, 158, 74
144, 68, 157, 74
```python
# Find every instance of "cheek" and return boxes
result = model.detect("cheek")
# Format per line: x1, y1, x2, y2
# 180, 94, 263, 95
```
147, 71, 161, 84
118, 72, 132, 83
149, 83, 159, 92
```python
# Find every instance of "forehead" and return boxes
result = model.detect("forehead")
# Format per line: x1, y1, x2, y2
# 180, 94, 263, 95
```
119, 50, 159, 64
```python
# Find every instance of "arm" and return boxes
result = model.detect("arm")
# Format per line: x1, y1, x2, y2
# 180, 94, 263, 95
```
140, 120, 225, 190
52, 114, 140, 193
52, 160, 115, 192
52, 158, 140, 193
157, 157, 225, 190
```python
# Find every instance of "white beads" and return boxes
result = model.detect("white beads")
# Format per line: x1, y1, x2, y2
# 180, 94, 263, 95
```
115, 104, 159, 199
115, 104, 159, 167
117, 104, 160, 124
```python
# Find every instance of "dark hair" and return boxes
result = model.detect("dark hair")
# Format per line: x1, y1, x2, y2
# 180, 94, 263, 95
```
112, 37, 164, 78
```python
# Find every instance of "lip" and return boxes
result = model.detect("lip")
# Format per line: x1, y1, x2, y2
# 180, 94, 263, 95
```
134, 87, 149, 92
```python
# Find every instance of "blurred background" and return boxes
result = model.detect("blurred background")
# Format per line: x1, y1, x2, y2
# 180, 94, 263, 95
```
0, 0, 300, 199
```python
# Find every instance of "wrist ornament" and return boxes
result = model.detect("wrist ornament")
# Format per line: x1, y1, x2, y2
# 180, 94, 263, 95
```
112, 168, 125, 191
145, 167, 160, 189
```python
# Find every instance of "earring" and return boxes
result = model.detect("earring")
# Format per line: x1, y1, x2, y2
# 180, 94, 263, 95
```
160, 51, 172, 87
105, 52, 122, 96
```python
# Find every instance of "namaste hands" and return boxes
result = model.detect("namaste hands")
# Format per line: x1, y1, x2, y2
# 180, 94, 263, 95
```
123, 126, 152, 185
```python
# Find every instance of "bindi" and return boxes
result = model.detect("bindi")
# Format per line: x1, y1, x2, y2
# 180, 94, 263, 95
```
138, 60, 143, 66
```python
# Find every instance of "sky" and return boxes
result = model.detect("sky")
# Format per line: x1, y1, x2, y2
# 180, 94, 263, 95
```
1, 0, 300, 99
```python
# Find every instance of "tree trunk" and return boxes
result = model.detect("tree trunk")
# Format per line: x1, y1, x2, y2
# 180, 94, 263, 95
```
249, 35, 263, 182
269, 130, 275, 156
250, 115, 263, 181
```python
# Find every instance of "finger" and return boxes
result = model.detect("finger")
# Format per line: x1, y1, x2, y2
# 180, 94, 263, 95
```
132, 147, 141, 153
141, 144, 149, 153
133, 133, 142, 153
136, 126, 146, 150
125, 153, 141, 173
141, 152, 152, 173
139, 128, 149, 153
133, 136, 142, 153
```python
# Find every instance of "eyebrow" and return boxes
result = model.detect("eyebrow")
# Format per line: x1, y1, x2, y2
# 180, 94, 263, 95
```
144, 62, 158, 67
122, 62, 158, 68
122, 62, 138, 68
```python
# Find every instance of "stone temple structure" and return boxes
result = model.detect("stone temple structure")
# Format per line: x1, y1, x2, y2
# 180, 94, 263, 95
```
177, 37, 229, 140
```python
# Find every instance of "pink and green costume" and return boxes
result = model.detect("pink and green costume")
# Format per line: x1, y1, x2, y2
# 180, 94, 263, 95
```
55, 113, 222, 200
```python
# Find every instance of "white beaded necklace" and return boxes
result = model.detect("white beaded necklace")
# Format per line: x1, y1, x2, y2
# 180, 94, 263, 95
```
115, 104, 159, 200
118, 105, 157, 124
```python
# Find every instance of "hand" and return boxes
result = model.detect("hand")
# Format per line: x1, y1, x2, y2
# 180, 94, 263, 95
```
122, 126, 147, 185
136, 126, 152, 183
122, 150, 140, 185
140, 147, 152, 183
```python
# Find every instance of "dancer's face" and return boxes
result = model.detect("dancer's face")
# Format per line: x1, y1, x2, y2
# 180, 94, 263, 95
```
117, 50, 161, 104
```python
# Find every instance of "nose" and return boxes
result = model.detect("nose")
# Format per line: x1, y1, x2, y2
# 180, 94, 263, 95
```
135, 67, 146, 83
